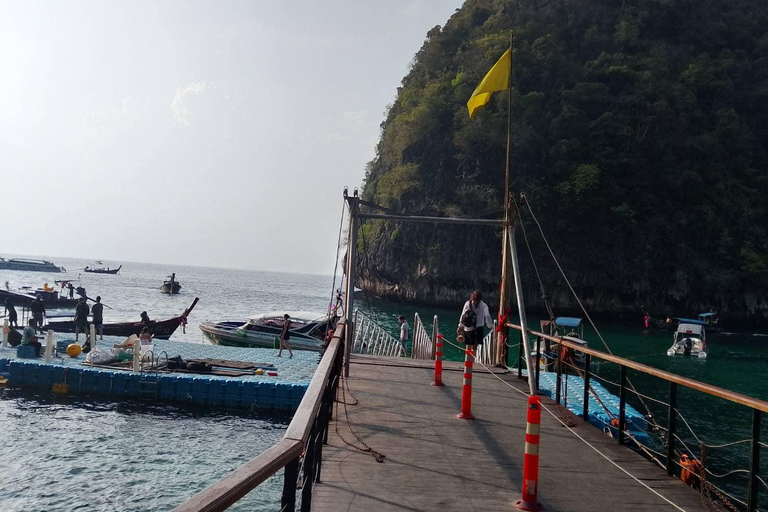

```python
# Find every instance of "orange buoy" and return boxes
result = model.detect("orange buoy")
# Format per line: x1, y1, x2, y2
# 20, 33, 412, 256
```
66, 344, 82, 358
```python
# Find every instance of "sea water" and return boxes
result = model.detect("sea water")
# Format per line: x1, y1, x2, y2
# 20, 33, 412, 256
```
0, 257, 338, 512
2, 257, 767, 508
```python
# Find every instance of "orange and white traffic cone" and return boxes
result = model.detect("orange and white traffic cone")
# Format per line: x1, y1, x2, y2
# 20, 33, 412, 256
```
515, 395, 542, 510
456, 345, 475, 420
432, 334, 444, 387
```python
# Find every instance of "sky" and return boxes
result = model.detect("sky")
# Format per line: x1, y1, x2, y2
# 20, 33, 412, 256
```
0, 0, 463, 275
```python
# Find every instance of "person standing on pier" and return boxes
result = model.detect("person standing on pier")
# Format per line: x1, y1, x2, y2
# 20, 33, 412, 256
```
457, 290, 494, 347
398, 315, 410, 357
4, 298, 18, 328
68, 282, 75, 299
30, 295, 46, 333
277, 314, 293, 358
74, 297, 90, 342
92, 296, 104, 340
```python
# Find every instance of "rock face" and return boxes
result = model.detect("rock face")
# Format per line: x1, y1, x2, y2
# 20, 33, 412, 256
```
358, 0, 768, 322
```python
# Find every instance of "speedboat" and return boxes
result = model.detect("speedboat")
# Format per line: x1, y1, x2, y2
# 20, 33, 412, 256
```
667, 323, 707, 358
532, 317, 587, 370
200, 311, 336, 352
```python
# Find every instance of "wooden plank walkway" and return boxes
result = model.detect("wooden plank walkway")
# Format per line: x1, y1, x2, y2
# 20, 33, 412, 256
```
312, 354, 706, 512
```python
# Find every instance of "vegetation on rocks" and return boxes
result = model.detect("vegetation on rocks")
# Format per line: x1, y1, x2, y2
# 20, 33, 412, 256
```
360, 0, 768, 320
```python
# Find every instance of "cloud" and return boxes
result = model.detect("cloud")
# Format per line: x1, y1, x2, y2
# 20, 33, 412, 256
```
171, 82, 216, 125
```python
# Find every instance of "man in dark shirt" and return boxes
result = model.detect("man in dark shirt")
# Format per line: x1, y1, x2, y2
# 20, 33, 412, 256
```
75, 298, 90, 342
68, 282, 75, 299
30, 296, 45, 333
140, 311, 151, 325
4, 298, 18, 327
91, 296, 104, 340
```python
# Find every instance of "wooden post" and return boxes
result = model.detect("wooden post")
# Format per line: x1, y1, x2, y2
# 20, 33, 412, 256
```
90, 324, 96, 351
2, 319, 8, 348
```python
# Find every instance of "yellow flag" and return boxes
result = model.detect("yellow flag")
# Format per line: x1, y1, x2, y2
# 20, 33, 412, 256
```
467, 48, 511, 120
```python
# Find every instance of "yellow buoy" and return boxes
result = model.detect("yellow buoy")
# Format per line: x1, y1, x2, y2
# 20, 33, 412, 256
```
66, 343, 82, 358
255, 369, 264, 375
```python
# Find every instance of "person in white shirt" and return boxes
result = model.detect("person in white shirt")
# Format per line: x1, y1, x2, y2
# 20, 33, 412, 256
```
398, 315, 410, 357
457, 290, 494, 346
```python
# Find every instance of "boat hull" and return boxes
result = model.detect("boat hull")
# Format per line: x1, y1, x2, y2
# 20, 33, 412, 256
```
46, 317, 182, 340
0, 289, 79, 309
161, 283, 181, 294
200, 321, 325, 352
84, 266, 121, 275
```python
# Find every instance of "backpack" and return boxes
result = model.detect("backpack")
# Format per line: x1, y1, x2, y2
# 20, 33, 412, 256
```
460, 303, 477, 329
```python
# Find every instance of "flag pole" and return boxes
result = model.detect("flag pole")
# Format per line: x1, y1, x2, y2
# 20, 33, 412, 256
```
497, 33, 514, 367
503, 32, 538, 395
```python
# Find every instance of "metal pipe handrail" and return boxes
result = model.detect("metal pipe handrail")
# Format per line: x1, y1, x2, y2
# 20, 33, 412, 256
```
358, 212, 504, 226
174, 322, 345, 512
505, 322, 768, 415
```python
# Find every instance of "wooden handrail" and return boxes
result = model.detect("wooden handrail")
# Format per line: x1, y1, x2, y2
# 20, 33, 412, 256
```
507, 322, 768, 414
173, 439, 303, 512
284, 336, 341, 443
173, 321, 346, 511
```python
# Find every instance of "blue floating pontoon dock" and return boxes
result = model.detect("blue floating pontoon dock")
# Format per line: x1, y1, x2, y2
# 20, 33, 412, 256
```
537, 371, 651, 445
0, 335, 319, 411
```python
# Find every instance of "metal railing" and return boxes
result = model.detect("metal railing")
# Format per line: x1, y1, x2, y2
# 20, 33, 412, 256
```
411, 313, 435, 360
507, 321, 767, 512
475, 321, 498, 366
173, 322, 346, 512
349, 309, 402, 357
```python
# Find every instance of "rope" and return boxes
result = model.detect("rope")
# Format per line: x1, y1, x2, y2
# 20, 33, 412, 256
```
327, 200, 347, 320
333, 367, 385, 463
513, 194, 554, 320
520, 194, 664, 434
470, 355, 690, 512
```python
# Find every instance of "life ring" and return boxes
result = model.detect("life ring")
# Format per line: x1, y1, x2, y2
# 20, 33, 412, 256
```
680, 454, 702, 488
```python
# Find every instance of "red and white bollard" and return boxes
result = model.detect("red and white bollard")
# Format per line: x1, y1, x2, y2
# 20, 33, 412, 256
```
456, 345, 475, 420
515, 395, 542, 511
432, 334, 444, 387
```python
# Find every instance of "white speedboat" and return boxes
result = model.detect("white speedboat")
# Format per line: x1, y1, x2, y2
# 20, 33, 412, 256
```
667, 323, 708, 358
200, 311, 336, 352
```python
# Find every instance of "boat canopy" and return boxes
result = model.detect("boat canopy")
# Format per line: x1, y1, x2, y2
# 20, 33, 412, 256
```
676, 323, 704, 336
555, 317, 582, 328
698, 312, 718, 318
677, 318, 706, 326
247, 311, 328, 325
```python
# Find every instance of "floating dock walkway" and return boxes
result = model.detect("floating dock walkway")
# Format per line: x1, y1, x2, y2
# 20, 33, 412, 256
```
0, 335, 319, 411
312, 354, 706, 512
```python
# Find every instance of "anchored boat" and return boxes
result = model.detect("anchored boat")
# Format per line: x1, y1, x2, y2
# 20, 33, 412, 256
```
46, 298, 199, 340
200, 311, 335, 352
0, 258, 64, 273
667, 323, 707, 358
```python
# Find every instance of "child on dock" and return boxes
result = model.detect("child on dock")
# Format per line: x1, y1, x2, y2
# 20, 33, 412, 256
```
277, 314, 293, 358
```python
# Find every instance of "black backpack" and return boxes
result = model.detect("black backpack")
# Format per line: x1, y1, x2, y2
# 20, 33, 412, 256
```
461, 303, 477, 329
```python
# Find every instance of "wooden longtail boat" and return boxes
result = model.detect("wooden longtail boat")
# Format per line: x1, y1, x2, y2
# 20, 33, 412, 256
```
84, 265, 122, 275
45, 298, 199, 340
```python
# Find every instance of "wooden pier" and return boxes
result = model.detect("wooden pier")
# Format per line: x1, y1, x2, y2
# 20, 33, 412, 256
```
312, 354, 705, 512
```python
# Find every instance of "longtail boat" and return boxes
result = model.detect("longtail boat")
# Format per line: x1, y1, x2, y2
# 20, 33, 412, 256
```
84, 265, 122, 275
46, 298, 199, 340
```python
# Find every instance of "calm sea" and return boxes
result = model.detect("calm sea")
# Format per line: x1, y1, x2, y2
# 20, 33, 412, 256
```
1, 256, 766, 509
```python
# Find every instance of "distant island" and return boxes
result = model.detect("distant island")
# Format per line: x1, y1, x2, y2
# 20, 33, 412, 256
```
358, 0, 768, 321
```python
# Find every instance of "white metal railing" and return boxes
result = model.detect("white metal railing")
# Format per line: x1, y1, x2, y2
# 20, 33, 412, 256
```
474, 321, 498, 366
410, 313, 435, 360
350, 309, 403, 357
